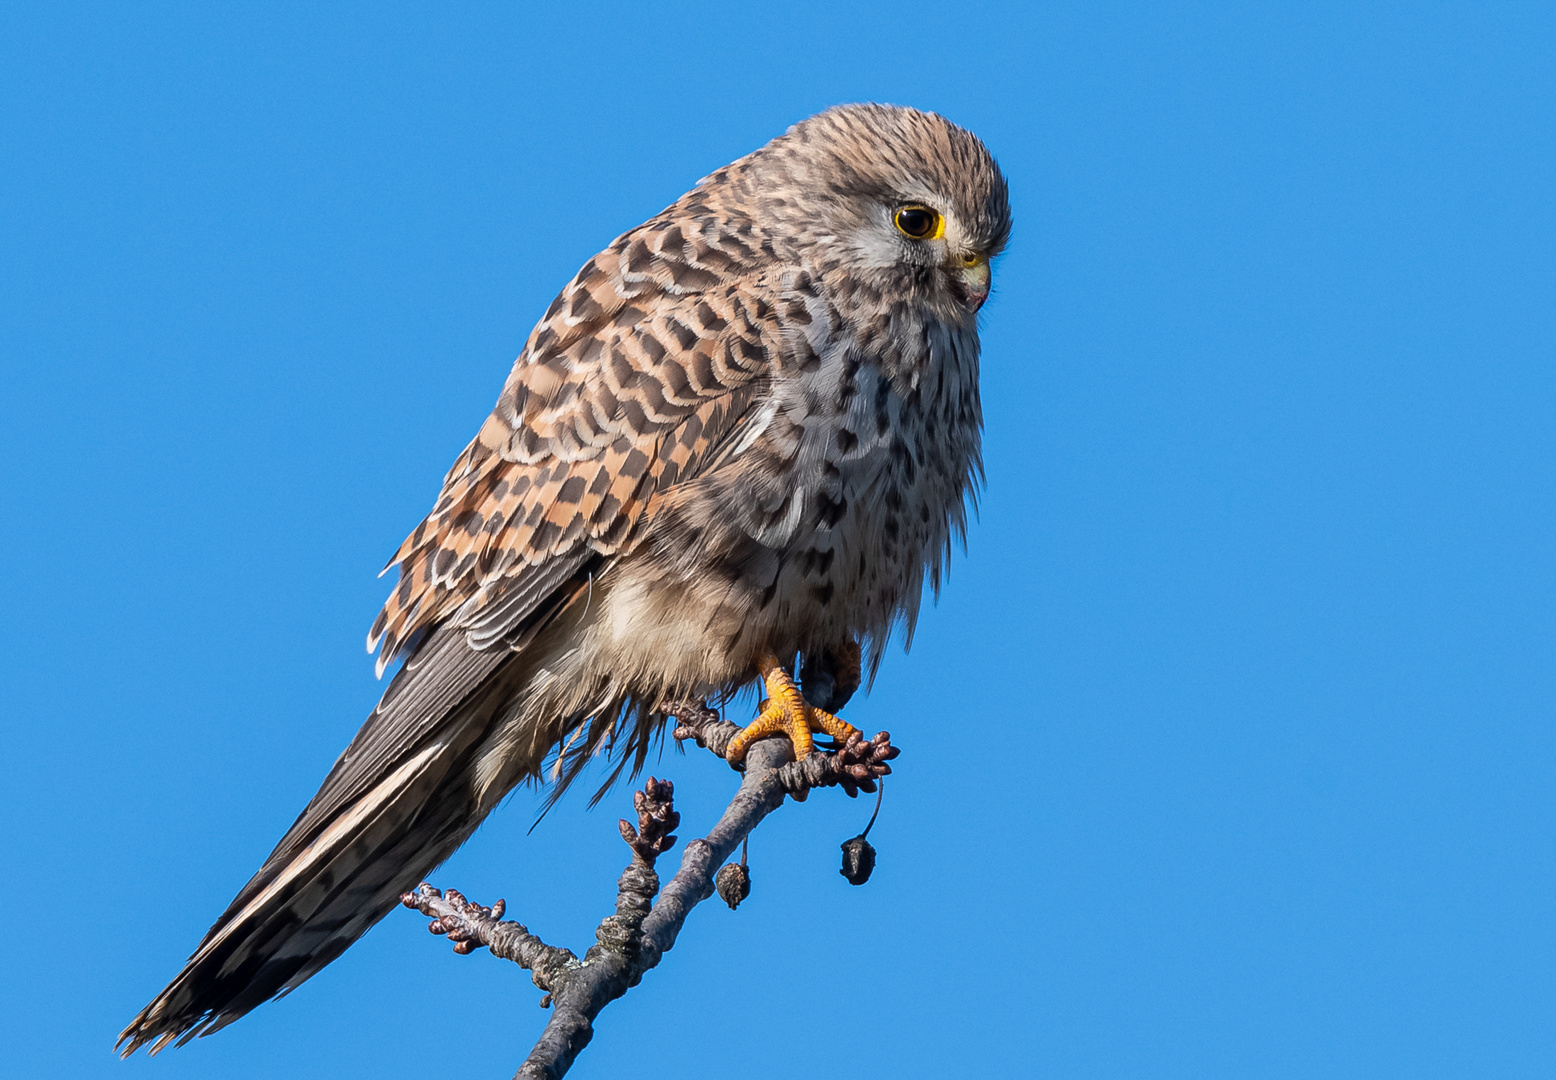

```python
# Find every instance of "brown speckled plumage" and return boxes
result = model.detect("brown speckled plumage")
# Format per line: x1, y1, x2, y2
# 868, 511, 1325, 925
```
121, 103, 1011, 1055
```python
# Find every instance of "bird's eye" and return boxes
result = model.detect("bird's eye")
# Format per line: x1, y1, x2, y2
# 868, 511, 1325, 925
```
893, 205, 942, 240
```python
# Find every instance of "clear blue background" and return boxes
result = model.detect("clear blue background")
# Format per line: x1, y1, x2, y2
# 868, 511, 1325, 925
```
3, 3, 1552, 1077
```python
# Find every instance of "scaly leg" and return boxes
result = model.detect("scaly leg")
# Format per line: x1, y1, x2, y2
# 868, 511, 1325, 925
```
726, 649, 861, 764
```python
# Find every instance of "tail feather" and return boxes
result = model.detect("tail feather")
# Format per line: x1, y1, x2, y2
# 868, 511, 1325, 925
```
120, 557, 598, 1055
118, 677, 499, 1055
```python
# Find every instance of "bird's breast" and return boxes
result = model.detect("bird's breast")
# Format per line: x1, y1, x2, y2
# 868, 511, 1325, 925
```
593, 309, 982, 687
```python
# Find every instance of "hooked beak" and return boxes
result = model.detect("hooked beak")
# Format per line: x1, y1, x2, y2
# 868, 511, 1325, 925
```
954, 253, 991, 312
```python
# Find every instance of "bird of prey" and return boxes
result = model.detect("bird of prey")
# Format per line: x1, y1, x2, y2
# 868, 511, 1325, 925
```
120, 103, 1011, 1055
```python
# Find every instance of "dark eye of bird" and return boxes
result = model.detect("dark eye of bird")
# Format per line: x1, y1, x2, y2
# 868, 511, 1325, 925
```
894, 206, 940, 239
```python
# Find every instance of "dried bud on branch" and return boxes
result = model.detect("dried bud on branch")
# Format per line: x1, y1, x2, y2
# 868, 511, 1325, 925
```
839, 779, 886, 885
715, 862, 751, 909
617, 775, 680, 865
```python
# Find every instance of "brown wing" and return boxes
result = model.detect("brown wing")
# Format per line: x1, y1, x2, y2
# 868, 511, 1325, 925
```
263, 203, 787, 903
368, 207, 780, 674
243, 200, 791, 934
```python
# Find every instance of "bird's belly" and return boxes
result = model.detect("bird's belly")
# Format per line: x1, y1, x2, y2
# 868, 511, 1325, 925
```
584, 558, 761, 693
581, 481, 947, 698
464, 477, 922, 806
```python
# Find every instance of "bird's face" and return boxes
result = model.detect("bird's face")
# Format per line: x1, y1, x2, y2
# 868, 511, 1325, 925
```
818, 190, 998, 316
739, 104, 1011, 325
877, 198, 994, 314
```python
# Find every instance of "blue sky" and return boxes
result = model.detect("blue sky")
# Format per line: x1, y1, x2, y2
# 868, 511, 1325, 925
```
3, 3, 1552, 1078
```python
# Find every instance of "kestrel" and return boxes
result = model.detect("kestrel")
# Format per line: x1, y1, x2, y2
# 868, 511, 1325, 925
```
121, 103, 1011, 1054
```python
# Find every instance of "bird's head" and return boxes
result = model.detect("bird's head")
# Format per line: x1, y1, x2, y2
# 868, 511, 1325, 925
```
733, 103, 1012, 322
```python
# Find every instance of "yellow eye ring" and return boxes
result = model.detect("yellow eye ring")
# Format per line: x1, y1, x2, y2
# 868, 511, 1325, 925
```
893, 205, 944, 240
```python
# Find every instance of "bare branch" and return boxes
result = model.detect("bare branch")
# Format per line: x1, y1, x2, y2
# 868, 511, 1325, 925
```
402, 706, 900, 1080
401, 885, 579, 993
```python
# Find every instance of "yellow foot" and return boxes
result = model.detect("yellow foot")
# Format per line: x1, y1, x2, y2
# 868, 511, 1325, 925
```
726, 650, 861, 764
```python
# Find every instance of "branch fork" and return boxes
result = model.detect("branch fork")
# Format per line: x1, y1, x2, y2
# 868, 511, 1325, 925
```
402, 700, 899, 1079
